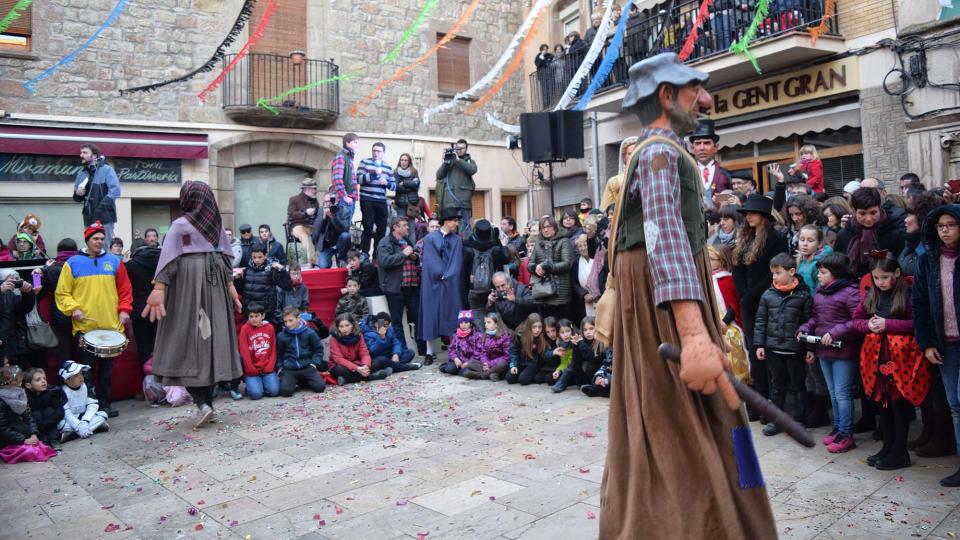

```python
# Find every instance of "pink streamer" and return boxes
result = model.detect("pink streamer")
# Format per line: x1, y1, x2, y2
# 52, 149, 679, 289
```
678, 0, 714, 61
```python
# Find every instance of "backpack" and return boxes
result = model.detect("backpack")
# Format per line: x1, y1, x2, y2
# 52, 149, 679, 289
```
468, 247, 495, 306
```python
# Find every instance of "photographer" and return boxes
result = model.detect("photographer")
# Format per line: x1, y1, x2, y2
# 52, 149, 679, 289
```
485, 272, 535, 331
436, 139, 478, 237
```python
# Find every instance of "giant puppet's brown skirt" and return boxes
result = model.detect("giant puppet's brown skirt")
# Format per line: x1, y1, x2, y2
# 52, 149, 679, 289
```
599, 247, 777, 540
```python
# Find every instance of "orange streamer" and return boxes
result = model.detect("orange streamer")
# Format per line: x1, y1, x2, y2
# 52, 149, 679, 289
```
809, 0, 835, 45
464, 6, 548, 114
349, 0, 481, 117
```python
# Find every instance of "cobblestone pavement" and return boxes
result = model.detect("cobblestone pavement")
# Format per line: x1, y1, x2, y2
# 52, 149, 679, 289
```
3, 365, 960, 540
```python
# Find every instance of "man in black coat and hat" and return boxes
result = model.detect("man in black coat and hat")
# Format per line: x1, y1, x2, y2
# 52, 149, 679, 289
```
689, 119, 731, 206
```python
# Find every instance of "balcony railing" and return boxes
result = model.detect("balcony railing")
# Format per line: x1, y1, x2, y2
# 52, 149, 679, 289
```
529, 0, 839, 111
222, 53, 340, 128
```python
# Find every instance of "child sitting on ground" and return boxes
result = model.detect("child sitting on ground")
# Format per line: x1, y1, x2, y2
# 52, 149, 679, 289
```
24, 367, 64, 446
276, 306, 326, 397
546, 319, 578, 388
0, 365, 56, 463
581, 348, 613, 398
361, 312, 421, 373
336, 276, 370, 322
329, 313, 392, 384
239, 303, 279, 400
440, 310, 481, 375
507, 313, 547, 385
458, 313, 511, 381
58, 360, 109, 442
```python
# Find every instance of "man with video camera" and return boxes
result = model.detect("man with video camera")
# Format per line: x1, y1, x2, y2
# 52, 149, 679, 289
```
436, 138, 477, 237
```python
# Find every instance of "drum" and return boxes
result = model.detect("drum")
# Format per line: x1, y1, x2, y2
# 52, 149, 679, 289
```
80, 330, 129, 358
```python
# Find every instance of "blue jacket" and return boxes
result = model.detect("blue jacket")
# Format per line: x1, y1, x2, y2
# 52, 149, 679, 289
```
913, 205, 960, 351
360, 315, 405, 357
276, 322, 326, 371
594, 349, 613, 386
72, 157, 120, 225
259, 238, 287, 266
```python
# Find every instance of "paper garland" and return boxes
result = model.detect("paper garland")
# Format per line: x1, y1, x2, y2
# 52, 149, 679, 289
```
197, 0, 277, 103
0, 0, 32, 35
423, 0, 554, 123
553, 0, 616, 111
464, 6, 549, 114
678, 0, 714, 61
485, 112, 520, 134
119, 0, 258, 95
728, 0, 770, 74
809, 0, 835, 45
573, 1, 634, 111
257, 74, 355, 114
349, 0, 482, 117
23, 0, 129, 94
382, 0, 439, 64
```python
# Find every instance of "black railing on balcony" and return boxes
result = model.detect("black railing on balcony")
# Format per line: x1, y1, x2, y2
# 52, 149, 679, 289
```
221, 53, 340, 123
529, 0, 839, 111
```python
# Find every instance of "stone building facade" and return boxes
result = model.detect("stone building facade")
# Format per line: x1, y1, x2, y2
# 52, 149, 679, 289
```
0, 0, 534, 246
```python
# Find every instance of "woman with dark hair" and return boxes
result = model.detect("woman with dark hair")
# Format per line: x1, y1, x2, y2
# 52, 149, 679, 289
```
708, 205, 741, 249
142, 181, 243, 429
785, 194, 824, 254
899, 191, 943, 277
394, 153, 422, 243
527, 216, 574, 320
560, 208, 582, 244
732, 194, 788, 417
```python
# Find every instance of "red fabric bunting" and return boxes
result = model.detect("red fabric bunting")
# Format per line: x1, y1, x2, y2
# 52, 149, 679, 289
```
197, 0, 278, 103
678, 0, 714, 61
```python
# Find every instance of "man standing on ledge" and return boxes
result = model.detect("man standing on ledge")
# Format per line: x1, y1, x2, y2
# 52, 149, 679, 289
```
73, 143, 120, 243
599, 53, 776, 538
436, 139, 477, 237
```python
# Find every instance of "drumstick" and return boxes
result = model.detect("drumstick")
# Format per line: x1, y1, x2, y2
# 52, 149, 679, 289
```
658, 343, 815, 448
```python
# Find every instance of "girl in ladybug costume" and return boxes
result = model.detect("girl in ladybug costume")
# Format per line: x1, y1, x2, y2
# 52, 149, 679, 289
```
854, 254, 931, 470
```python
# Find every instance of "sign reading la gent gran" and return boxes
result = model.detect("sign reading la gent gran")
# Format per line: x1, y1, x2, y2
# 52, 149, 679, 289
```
0, 154, 181, 183
711, 57, 860, 120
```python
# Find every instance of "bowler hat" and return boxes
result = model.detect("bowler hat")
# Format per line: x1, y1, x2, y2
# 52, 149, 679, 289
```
737, 194, 775, 219
688, 119, 719, 142
439, 207, 461, 224
623, 53, 710, 111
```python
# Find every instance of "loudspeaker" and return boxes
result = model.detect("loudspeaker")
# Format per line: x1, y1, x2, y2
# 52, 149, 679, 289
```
550, 109, 584, 161
520, 112, 554, 163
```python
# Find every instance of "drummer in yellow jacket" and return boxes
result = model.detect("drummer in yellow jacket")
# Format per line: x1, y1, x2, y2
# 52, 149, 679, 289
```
55, 221, 133, 418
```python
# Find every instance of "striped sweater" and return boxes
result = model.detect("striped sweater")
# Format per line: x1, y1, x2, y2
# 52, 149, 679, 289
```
357, 158, 396, 203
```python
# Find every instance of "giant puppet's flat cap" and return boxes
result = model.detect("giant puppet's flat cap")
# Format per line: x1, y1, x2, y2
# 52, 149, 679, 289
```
622, 53, 710, 111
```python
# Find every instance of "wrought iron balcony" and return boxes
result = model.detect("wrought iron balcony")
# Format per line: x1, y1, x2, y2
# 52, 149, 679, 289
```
222, 53, 340, 128
529, 0, 840, 112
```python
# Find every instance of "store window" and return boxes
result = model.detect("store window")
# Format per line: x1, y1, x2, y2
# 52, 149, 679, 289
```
0, 201, 84, 247
235, 165, 312, 242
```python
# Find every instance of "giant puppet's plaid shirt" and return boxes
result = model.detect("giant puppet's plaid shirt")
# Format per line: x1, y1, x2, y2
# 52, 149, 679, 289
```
625, 127, 705, 309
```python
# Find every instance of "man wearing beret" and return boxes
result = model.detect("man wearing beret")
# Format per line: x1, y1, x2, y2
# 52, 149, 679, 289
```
599, 53, 776, 538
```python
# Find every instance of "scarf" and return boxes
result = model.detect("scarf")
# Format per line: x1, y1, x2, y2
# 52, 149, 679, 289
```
943, 245, 959, 259
334, 333, 360, 345
485, 329, 497, 335
714, 228, 736, 246
772, 277, 799, 293
456, 328, 473, 338
56, 249, 78, 264
179, 181, 223, 248
287, 320, 309, 334
0, 386, 27, 415
395, 166, 414, 179
846, 209, 886, 272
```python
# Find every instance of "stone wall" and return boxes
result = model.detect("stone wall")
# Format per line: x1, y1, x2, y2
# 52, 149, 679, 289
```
0, 0, 528, 140
860, 86, 910, 184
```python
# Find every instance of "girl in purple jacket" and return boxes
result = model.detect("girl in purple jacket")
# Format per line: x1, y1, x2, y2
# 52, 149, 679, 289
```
798, 252, 862, 454
459, 313, 512, 381
440, 310, 481, 375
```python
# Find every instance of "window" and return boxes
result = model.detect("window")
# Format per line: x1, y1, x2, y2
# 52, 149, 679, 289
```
559, 2, 581, 36
437, 35, 471, 95
0, 0, 31, 50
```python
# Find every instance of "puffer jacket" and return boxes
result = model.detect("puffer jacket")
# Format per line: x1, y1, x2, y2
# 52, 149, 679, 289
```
0, 288, 36, 358
754, 280, 813, 353
0, 396, 37, 446
394, 169, 421, 209
899, 231, 926, 277
474, 332, 511, 368
360, 315, 405, 357
526, 231, 574, 306
276, 322, 325, 371
798, 278, 862, 359
26, 387, 65, 440
913, 205, 960, 351
449, 330, 482, 363
238, 262, 292, 318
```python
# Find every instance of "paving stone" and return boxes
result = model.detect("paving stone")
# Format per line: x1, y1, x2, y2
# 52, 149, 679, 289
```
824, 497, 947, 539
510, 502, 600, 540
411, 475, 526, 517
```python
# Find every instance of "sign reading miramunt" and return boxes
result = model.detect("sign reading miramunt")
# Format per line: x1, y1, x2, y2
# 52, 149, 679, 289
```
0, 154, 181, 183
711, 57, 860, 120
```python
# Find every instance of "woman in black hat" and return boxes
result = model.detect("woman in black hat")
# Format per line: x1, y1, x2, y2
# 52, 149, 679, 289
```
732, 194, 789, 418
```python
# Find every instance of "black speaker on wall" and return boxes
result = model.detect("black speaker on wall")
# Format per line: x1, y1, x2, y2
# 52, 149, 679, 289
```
519, 110, 584, 163
520, 112, 554, 163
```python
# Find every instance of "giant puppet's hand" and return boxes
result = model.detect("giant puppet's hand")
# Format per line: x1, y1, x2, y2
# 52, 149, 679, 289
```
673, 300, 741, 411
143, 288, 167, 322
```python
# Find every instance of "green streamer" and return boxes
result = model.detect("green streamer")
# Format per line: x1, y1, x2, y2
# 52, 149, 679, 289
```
256, 74, 356, 114
728, 0, 770, 74
0, 0, 33, 35
382, 0, 439, 64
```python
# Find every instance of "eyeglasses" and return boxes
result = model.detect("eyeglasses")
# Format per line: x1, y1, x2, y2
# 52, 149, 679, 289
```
937, 223, 960, 231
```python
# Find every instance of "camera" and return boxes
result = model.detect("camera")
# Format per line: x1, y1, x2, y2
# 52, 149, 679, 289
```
10, 279, 24, 289
797, 333, 843, 349
443, 145, 456, 161
495, 290, 507, 300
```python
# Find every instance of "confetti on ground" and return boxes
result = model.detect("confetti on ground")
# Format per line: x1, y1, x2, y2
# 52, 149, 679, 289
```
187, 507, 198, 516
578, 467, 590, 474
104, 523, 121, 532
586, 511, 597, 519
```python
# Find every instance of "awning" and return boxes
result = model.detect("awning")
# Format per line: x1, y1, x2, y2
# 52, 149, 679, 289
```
716, 103, 862, 149
0, 125, 208, 159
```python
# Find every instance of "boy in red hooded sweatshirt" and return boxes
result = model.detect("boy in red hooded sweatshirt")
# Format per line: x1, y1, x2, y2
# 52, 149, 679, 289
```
238, 303, 278, 399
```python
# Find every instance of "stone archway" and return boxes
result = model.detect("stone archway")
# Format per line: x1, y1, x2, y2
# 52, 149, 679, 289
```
207, 132, 340, 229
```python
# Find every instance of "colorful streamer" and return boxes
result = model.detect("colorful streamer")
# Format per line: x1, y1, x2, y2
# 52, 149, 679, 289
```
553, 0, 617, 111
728, 0, 770, 74
485, 112, 520, 134
256, 74, 355, 114
809, 0, 835, 45
119, 0, 258, 95
678, 0, 714, 61
382, 0, 439, 64
23, 0, 129, 94
423, 0, 554, 123
0, 0, 32, 35
197, 0, 277, 103
464, 7, 549, 114
349, 0, 482, 117
573, 1, 634, 111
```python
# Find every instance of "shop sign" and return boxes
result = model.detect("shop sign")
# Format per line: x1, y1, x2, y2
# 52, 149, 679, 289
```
0, 154, 181, 183
711, 57, 860, 120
